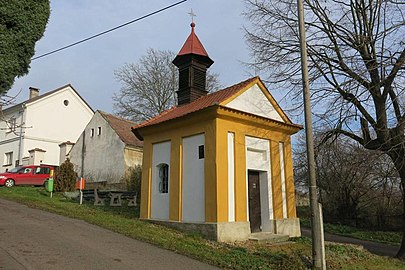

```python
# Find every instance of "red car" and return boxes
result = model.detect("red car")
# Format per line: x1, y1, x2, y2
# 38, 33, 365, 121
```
0, 165, 54, 187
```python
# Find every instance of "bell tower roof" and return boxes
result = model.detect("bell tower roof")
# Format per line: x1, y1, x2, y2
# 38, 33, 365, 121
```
172, 20, 214, 106
173, 22, 214, 67
177, 22, 209, 57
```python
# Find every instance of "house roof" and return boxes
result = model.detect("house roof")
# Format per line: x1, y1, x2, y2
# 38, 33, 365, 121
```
177, 22, 209, 57
133, 77, 260, 130
3, 84, 94, 113
99, 111, 143, 148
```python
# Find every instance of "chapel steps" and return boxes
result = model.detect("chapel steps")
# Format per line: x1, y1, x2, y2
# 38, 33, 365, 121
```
248, 232, 290, 243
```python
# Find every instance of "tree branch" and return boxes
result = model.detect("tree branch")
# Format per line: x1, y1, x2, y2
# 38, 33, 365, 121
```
383, 47, 405, 93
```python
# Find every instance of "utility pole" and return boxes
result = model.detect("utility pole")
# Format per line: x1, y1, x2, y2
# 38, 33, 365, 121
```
296, 0, 325, 269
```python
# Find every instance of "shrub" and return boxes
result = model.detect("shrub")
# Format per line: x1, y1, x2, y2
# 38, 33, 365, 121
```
54, 158, 78, 192
125, 165, 142, 203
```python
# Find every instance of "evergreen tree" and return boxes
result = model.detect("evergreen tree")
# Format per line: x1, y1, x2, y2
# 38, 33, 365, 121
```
0, 0, 50, 95
54, 159, 77, 192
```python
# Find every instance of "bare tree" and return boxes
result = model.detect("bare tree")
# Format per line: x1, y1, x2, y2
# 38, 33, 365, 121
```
113, 48, 221, 123
294, 134, 402, 229
0, 90, 26, 135
244, 0, 405, 257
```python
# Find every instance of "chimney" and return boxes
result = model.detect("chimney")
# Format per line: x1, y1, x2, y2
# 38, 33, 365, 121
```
172, 22, 214, 106
29, 87, 39, 99
28, 148, 46, 165
59, 141, 75, 164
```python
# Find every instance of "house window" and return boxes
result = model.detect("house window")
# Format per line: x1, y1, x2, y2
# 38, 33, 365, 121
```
90, 128, 94, 137
4, 152, 13, 166
158, 163, 169, 193
97, 127, 101, 136
63, 99, 69, 106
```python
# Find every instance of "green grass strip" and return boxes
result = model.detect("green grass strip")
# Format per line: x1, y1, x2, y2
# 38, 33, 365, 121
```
301, 218, 402, 246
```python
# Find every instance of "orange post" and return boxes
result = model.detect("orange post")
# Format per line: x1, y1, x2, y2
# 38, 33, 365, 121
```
75, 178, 86, 190
77, 178, 86, 205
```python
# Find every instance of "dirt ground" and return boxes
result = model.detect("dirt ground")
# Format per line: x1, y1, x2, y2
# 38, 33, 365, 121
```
0, 199, 218, 270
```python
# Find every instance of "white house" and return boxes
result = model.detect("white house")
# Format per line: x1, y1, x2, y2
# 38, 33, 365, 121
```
0, 85, 94, 171
68, 111, 143, 189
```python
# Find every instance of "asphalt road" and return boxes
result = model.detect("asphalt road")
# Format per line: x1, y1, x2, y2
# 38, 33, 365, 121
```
0, 199, 218, 270
301, 227, 399, 257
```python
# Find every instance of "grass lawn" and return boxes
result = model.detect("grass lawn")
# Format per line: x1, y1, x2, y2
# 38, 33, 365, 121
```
300, 218, 402, 246
1, 187, 404, 269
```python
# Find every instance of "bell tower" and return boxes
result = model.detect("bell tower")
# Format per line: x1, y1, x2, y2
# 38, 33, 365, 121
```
172, 22, 214, 105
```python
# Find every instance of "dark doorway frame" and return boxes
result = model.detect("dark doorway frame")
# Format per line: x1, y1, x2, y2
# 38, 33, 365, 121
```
248, 170, 262, 233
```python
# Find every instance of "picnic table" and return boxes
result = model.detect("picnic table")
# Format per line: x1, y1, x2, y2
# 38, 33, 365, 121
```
84, 189, 136, 207
109, 191, 123, 206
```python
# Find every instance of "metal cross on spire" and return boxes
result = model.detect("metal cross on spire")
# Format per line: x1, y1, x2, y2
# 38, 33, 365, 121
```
188, 8, 196, 23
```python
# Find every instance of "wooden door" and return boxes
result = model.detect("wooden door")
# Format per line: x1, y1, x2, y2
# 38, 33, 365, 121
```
248, 171, 262, 233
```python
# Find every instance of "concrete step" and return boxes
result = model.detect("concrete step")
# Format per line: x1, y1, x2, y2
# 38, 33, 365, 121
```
249, 232, 290, 243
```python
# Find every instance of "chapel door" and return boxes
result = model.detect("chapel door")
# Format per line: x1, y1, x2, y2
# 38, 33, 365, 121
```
248, 171, 262, 233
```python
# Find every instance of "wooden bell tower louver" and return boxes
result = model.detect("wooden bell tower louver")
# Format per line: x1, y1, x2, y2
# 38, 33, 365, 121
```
172, 22, 214, 106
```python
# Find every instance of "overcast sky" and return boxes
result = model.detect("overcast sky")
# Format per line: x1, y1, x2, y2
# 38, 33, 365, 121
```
8, 0, 259, 114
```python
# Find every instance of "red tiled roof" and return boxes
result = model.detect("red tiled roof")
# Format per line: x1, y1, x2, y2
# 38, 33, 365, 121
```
177, 23, 209, 57
99, 111, 143, 148
132, 77, 258, 130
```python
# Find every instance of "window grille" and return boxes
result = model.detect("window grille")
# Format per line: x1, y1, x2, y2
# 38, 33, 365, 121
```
158, 164, 169, 193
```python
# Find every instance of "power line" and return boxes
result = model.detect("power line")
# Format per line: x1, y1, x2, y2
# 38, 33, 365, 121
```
32, 0, 188, 61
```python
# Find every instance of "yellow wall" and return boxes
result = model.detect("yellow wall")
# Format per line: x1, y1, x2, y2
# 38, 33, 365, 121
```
270, 140, 283, 219
215, 107, 298, 222
139, 106, 299, 223
284, 139, 297, 218
140, 137, 152, 219
138, 111, 217, 221
215, 118, 229, 222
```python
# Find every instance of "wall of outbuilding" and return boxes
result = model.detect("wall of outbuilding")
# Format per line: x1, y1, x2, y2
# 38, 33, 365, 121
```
69, 112, 126, 185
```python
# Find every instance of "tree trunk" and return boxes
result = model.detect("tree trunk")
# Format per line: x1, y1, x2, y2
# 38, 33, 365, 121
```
395, 178, 405, 259
387, 150, 405, 259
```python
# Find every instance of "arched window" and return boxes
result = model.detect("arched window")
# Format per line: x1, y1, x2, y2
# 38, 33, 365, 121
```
158, 163, 169, 193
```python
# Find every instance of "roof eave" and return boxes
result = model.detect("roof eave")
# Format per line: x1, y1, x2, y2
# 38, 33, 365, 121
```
132, 104, 302, 138
124, 143, 143, 149
217, 105, 303, 133
132, 127, 144, 141
132, 105, 218, 137
4, 84, 94, 114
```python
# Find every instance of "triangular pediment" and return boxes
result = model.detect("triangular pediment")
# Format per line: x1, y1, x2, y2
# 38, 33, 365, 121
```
221, 80, 289, 123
